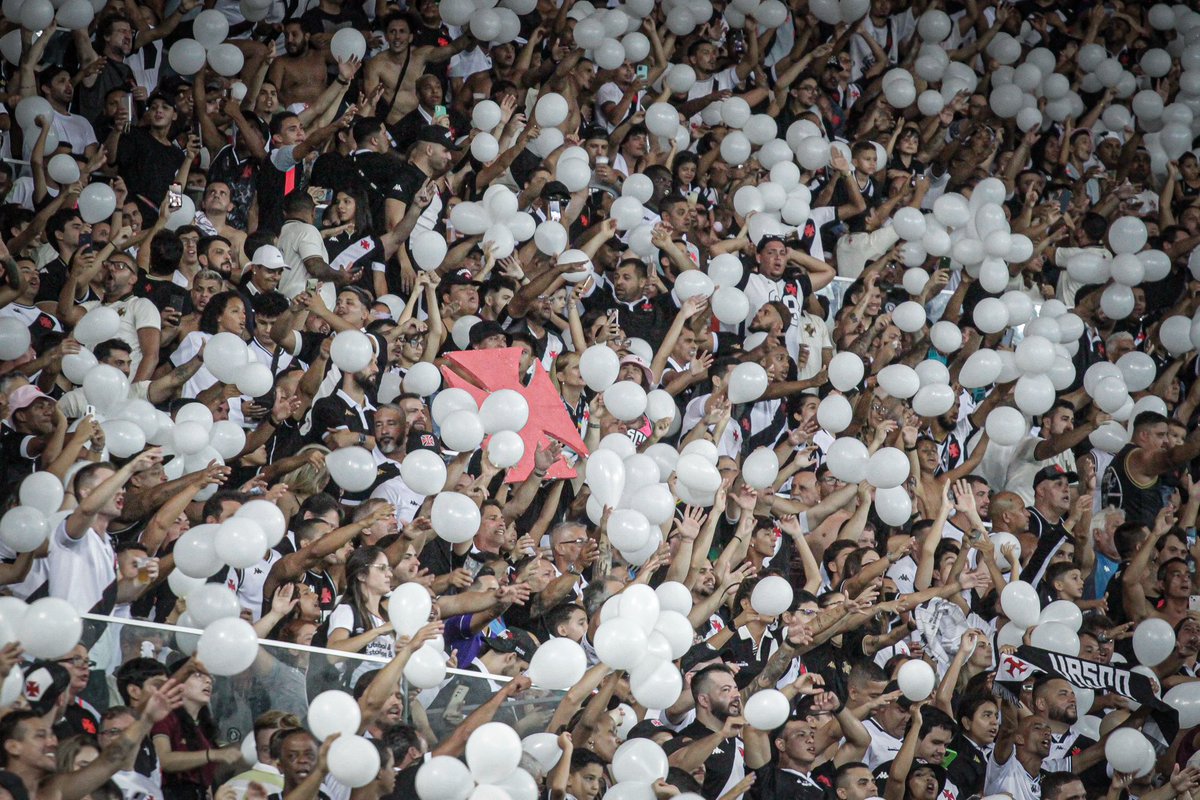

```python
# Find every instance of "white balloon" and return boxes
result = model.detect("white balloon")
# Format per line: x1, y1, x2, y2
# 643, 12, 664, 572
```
897, 659, 936, 701
743, 689, 791, 730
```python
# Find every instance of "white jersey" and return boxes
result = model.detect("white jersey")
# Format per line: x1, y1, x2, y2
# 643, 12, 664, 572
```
984, 751, 1042, 800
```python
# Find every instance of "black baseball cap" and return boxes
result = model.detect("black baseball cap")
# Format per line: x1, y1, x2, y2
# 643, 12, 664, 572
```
441, 270, 483, 289
21, 661, 70, 717
484, 628, 537, 660
469, 319, 511, 347
416, 125, 460, 150
541, 180, 572, 202
1033, 464, 1078, 488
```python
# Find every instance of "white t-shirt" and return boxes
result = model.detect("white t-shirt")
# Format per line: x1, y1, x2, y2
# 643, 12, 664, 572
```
171, 331, 219, 399
369, 473, 427, 526
276, 220, 330, 299
47, 519, 117, 613
237, 550, 282, 622
79, 296, 161, 374
863, 717, 903, 769
682, 393, 744, 459
327, 603, 394, 685
50, 110, 98, 156
984, 751, 1042, 800
685, 67, 740, 123
1004, 435, 1077, 506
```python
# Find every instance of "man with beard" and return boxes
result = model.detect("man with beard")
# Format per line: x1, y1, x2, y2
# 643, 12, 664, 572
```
74, 15, 138, 123
367, 404, 426, 525
1021, 466, 1076, 588
195, 183, 247, 265
664, 665, 751, 799
37, 67, 98, 159
368, 14, 476, 120
947, 694, 999, 797
503, 280, 566, 371
1004, 402, 1096, 505
386, 126, 457, 234
310, 356, 378, 451
943, 476, 990, 544
581, 257, 680, 343
197, 235, 237, 286
268, 18, 329, 109
749, 680, 871, 800
739, 236, 836, 345
60, 252, 162, 381
876, 706, 960, 800
985, 711, 1052, 800
1030, 678, 1079, 772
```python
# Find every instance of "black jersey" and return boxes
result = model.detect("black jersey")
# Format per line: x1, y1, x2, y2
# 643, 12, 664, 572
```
1101, 444, 1163, 526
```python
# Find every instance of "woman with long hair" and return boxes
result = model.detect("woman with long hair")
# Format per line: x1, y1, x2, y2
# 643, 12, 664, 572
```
324, 545, 397, 685
323, 188, 388, 298
151, 666, 242, 800
163, 290, 247, 399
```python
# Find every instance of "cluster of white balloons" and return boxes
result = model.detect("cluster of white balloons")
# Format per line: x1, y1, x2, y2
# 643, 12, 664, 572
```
441, 0, 528, 45
168, 10, 244, 78
987, 47, 1084, 129
387, 584, 452, 689
417, 722, 565, 800
450, 185, 538, 261
592, 583, 692, 708
0, 0, 95, 59
305, 690, 382, 788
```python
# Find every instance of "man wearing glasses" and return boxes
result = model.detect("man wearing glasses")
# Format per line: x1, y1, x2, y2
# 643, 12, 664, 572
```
55, 644, 101, 738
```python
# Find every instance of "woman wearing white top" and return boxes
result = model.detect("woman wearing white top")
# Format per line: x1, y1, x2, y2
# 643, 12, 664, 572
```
168, 290, 247, 399
325, 545, 397, 686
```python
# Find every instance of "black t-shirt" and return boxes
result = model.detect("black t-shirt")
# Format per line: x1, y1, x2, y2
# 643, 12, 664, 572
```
310, 392, 376, 443
582, 285, 680, 345
115, 129, 186, 218
34, 256, 69, 305
752, 762, 835, 800
0, 427, 39, 495
945, 733, 988, 798
298, 4, 369, 33
664, 720, 743, 800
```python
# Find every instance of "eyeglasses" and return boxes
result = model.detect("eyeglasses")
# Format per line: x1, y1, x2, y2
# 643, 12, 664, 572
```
370, 563, 393, 572
558, 538, 588, 546
58, 656, 96, 668
98, 727, 128, 737
819, 476, 844, 485
402, 336, 425, 346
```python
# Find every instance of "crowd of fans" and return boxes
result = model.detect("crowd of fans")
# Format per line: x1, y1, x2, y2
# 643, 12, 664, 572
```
2, 1, 1200, 800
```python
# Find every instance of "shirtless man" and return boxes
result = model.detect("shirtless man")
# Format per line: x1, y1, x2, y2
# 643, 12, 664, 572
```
268, 18, 328, 109
198, 182, 247, 266
453, 39, 533, 116
368, 13, 476, 124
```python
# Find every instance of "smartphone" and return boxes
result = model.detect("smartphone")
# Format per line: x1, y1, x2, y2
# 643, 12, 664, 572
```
549, 199, 562, 222
316, 187, 333, 204
85, 404, 96, 418
1059, 189, 1072, 214
125, 94, 133, 131
168, 289, 187, 311
168, 182, 183, 210
1191, 595, 1200, 612
306, 278, 320, 292
434, 104, 447, 118
636, 64, 648, 80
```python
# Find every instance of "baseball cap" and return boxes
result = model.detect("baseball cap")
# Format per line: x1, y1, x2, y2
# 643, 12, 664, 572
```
7, 385, 52, 421
484, 628, 537, 661
626, 719, 667, 740
416, 125, 460, 150
540, 181, 572, 202
1033, 464, 1078, 488
251, 245, 288, 271
619, 354, 654, 386
469, 319, 511, 347
21, 661, 70, 716
680, 642, 722, 674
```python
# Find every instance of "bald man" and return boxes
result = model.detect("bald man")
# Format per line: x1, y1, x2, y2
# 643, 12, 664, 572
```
985, 712, 1052, 800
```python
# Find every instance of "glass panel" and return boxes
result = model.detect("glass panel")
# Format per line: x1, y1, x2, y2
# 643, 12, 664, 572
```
77, 613, 565, 749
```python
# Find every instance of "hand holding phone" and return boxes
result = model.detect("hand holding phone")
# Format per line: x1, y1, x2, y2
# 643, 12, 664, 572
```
168, 182, 183, 211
